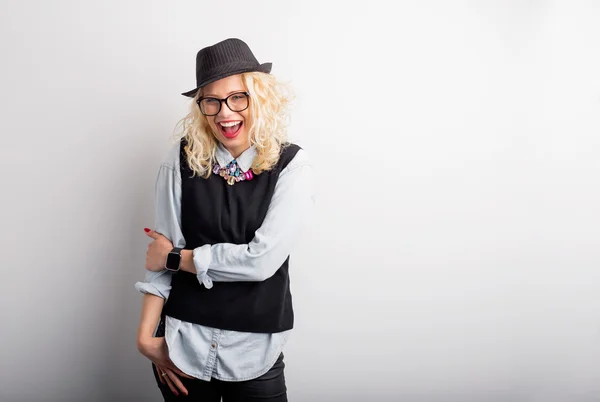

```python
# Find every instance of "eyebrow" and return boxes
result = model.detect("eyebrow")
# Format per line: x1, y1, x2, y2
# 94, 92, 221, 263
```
202, 89, 246, 98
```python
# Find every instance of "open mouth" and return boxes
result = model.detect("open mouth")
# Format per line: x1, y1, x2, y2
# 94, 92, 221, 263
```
218, 121, 243, 139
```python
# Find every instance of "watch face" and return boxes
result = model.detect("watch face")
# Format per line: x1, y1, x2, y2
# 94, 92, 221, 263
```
165, 251, 181, 271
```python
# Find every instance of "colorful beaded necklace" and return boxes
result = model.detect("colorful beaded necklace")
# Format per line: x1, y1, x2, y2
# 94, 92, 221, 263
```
213, 159, 254, 186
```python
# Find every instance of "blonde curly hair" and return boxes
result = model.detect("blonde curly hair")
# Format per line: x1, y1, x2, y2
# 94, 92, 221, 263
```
171, 72, 293, 178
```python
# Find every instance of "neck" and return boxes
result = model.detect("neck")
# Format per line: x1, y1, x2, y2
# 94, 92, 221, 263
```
225, 143, 251, 159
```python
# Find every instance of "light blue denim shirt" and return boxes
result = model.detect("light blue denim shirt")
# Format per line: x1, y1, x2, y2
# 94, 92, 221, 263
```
135, 140, 314, 382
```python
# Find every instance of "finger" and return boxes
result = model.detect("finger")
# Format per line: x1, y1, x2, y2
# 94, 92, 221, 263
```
171, 366, 194, 379
154, 365, 165, 385
168, 363, 194, 379
144, 228, 160, 239
166, 370, 189, 396
159, 367, 179, 396
163, 375, 179, 396
157, 366, 169, 385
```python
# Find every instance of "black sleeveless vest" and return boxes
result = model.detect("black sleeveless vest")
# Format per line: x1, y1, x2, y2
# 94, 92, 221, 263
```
162, 140, 300, 333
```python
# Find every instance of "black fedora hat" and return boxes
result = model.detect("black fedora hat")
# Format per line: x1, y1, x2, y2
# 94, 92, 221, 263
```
181, 38, 272, 98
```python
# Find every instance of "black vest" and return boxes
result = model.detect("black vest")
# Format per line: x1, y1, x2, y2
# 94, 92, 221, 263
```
162, 140, 300, 333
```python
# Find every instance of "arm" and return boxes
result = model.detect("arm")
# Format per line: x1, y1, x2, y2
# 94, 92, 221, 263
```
180, 149, 315, 286
136, 292, 193, 396
136, 293, 164, 347
135, 143, 186, 299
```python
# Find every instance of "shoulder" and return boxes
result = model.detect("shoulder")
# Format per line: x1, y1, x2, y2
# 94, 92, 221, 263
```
279, 143, 312, 175
284, 143, 311, 165
274, 144, 314, 200
161, 139, 182, 170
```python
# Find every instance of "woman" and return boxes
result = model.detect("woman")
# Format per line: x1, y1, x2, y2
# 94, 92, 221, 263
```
134, 38, 313, 401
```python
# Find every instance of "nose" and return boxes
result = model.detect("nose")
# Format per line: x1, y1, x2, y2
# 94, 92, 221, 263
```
216, 99, 235, 118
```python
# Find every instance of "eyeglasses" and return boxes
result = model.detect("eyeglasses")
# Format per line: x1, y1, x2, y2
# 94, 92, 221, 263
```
196, 92, 250, 116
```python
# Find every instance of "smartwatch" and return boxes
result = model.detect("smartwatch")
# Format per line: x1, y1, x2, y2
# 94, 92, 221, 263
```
165, 247, 183, 272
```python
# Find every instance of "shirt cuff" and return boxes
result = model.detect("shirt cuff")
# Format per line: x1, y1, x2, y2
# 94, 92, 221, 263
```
135, 270, 173, 298
192, 245, 213, 289
134, 281, 169, 299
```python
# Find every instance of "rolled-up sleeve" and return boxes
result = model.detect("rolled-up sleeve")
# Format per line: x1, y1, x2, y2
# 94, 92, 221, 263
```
135, 270, 173, 299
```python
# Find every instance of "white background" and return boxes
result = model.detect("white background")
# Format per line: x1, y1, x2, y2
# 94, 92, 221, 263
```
1, 1, 599, 401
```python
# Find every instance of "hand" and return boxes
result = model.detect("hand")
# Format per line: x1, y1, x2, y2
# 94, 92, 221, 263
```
137, 336, 193, 396
144, 228, 173, 272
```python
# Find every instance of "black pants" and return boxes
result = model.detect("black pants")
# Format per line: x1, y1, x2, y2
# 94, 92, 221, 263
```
151, 352, 288, 402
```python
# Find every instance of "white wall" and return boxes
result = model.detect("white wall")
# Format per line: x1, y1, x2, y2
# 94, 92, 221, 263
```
1, 1, 599, 401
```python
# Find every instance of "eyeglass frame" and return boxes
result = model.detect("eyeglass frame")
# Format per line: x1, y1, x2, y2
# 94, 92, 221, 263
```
196, 91, 251, 116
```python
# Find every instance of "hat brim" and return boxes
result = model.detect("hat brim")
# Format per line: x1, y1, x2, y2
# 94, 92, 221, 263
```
181, 62, 272, 98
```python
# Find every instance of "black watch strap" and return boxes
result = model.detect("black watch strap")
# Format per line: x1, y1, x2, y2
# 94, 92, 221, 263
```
165, 247, 183, 271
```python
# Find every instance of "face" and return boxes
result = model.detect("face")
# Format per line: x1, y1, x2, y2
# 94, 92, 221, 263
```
200, 74, 251, 158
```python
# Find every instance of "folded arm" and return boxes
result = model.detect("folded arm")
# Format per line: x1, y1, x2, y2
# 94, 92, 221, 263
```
137, 144, 314, 291
181, 150, 315, 287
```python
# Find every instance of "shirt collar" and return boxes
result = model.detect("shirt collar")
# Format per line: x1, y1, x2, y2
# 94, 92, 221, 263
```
215, 142, 256, 172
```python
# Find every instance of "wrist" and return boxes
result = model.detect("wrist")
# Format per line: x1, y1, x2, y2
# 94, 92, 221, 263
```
179, 249, 196, 273
165, 246, 182, 271
136, 333, 153, 352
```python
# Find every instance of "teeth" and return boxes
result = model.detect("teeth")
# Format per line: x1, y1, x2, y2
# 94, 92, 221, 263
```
219, 121, 241, 128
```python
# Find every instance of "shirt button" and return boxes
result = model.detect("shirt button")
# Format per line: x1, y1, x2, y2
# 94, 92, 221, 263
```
211, 342, 217, 348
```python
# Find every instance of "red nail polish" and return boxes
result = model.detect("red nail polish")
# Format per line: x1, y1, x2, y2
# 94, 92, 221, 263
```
144, 228, 151, 233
